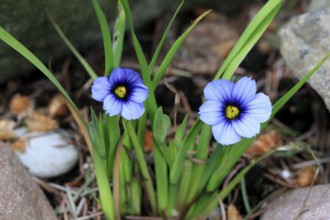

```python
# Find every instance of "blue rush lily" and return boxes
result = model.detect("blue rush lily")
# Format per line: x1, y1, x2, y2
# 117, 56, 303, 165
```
199, 77, 272, 145
91, 67, 148, 120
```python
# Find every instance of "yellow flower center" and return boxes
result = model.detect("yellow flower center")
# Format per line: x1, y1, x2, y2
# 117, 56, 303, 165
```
115, 86, 127, 98
226, 105, 240, 119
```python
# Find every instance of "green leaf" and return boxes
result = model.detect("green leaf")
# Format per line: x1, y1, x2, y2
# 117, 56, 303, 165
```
153, 108, 172, 165
104, 114, 121, 175
48, 16, 98, 80
151, 10, 211, 91
88, 110, 115, 219
185, 124, 212, 203
154, 144, 168, 214
153, 107, 171, 144
214, 0, 284, 80
92, 0, 114, 75
206, 138, 253, 192
148, 0, 184, 73
125, 121, 157, 213
0, 26, 85, 124
219, 150, 275, 199
172, 115, 188, 149
120, 0, 148, 77
170, 120, 203, 184
119, 0, 159, 120
271, 52, 330, 118
176, 160, 193, 209
112, 1, 126, 68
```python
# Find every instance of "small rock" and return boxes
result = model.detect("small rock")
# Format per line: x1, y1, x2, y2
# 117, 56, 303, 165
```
261, 184, 330, 220
14, 128, 78, 178
309, 0, 330, 12
0, 142, 57, 220
279, 9, 330, 112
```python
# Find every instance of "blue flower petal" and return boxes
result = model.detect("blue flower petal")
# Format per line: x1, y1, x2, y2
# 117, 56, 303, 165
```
212, 122, 241, 145
232, 77, 256, 104
109, 67, 126, 85
232, 117, 260, 138
121, 101, 145, 120
124, 68, 143, 84
204, 80, 234, 103
129, 84, 148, 102
199, 100, 226, 125
245, 93, 272, 122
103, 95, 123, 116
91, 77, 111, 101
199, 76, 272, 145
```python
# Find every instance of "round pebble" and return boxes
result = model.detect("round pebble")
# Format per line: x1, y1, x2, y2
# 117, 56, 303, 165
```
15, 128, 79, 178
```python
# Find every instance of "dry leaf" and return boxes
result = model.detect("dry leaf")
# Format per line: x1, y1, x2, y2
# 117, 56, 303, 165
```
227, 204, 243, 220
144, 130, 154, 153
26, 111, 58, 132
246, 130, 282, 157
11, 138, 26, 153
297, 166, 320, 187
9, 94, 33, 116
0, 119, 16, 141
48, 94, 69, 117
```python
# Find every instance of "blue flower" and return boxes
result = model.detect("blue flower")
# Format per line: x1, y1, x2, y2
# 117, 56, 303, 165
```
91, 67, 148, 120
199, 77, 272, 145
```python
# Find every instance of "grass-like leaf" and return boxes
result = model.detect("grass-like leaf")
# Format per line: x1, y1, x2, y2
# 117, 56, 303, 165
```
153, 107, 171, 144
214, 0, 284, 80
271, 52, 330, 117
154, 144, 168, 214
125, 121, 157, 213
92, 0, 114, 75
185, 124, 212, 203
120, 0, 148, 77
0, 27, 86, 125
89, 111, 115, 219
151, 10, 211, 91
48, 15, 98, 80
112, 1, 126, 68
170, 120, 203, 184
119, 0, 159, 119
148, 0, 184, 73
169, 115, 188, 156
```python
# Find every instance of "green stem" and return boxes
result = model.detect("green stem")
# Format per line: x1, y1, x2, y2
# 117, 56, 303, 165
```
125, 121, 157, 213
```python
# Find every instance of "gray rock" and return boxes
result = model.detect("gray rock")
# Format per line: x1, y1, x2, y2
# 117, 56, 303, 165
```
309, 0, 330, 12
0, 0, 245, 83
261, 184, 330, 220
0, 142, 57, 220
279, 9, 330, 111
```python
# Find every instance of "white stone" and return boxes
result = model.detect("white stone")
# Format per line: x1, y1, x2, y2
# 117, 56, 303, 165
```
15, 128, 78, 178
